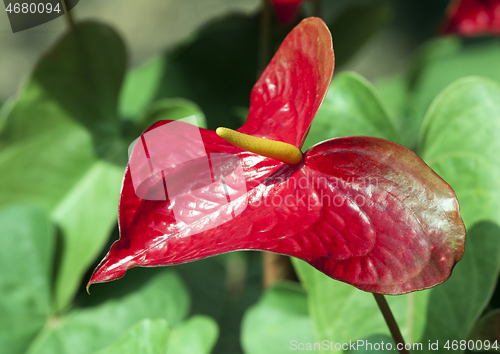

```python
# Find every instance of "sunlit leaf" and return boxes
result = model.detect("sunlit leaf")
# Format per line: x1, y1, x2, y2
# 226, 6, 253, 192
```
164, 316, 219, 354
419, 77, 500, 347
0, 206, 54, 354
26, 271, 189, 354
241, 282, 317, 354
0, 22, 126, 311
408, 37, 500, 148
303, 72, 400, 150
95, 319, 170, 354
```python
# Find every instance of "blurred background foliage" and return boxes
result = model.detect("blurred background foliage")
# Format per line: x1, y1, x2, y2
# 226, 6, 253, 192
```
1, 0, 500, 353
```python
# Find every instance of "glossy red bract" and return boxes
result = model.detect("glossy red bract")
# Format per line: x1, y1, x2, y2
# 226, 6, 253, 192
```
441, 0, 500, 36
89, 18, 466, 295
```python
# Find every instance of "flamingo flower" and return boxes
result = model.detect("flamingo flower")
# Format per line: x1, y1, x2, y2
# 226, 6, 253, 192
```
88, 18, 466, 295
271, 0, 306, 25
441, 0, 500, 36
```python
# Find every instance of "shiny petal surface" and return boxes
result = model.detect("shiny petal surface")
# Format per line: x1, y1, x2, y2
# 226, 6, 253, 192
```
441, 0, 500, 36
302, 137, 466, 294
238, 17, 334, 148
271, 0, 306, 24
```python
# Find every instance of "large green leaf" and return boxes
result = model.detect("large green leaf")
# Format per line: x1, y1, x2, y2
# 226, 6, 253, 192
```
0, 205, 54, 354
407, 37, 500, 149
292, 259, 428, 353
374, 75, 411, 147
344, 334, 394, 353
96, 315, 218, 354
327, 2, 393, 68
95, 319, 170, 354
418, 77, 500, 227
32, 22, 126, 154
164, 316, 219, 354
241, 282, 318, 354
303, 71, 401, 150
0, 22, 127, 311
119, 14, 260, 130
26, 271, 189, 354
419, 221, 500, 352
124, 98, 206, 142
418, 77, 500, 348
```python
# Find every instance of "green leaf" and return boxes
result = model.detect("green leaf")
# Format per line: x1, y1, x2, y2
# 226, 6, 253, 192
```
32, 22, 126, 152
303, 72, 400, 150
419, 221, 500, 351
0, 205, 54, 354
374, 75, 411, 146
96, 316, 218, 354
292, 259, 428, 354
327, 2, 393, 68
164, 316, 219, 354
418, 77, 500, 348
408, 37, 500, 149
0, 22, 127, 311
26, 271, 190, 354
344, 334, 394, 353
126, 98, 206, 142
119, 14, 260, 130
241, 282, 318, 354
119, 56, 166, 120
95, 319, 170, 354
419, 77, 500, 228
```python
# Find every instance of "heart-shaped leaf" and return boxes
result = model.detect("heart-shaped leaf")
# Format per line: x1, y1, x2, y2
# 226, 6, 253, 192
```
418, 77, 500, 347
119, 14, 260, 130
407, 37, 500, 148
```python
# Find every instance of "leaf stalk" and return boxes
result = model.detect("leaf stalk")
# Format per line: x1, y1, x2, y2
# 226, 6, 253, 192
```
373, 293, 410, 354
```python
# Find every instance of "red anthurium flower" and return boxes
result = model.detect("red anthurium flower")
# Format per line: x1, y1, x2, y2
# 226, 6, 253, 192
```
271, 0, 306, 25
441, 0, 500, 36
88, 18, 466, 295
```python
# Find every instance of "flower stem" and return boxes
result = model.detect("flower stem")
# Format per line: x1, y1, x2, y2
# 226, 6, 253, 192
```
61, 0, 76, 30
373, 293, 410, 354
258, 0, 272, 77
263, 252, 295, 288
